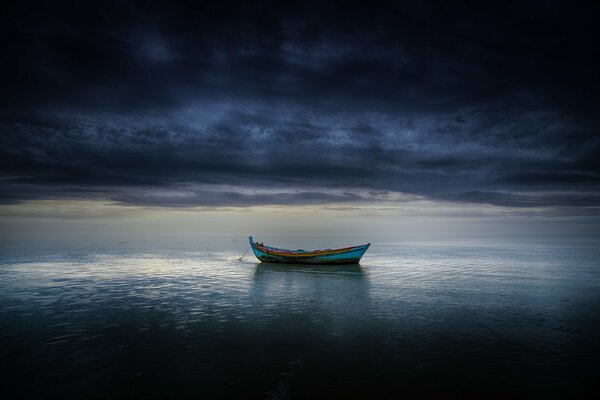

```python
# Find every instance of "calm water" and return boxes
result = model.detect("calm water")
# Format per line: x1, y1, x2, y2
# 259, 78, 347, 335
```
1, 237, 599, 398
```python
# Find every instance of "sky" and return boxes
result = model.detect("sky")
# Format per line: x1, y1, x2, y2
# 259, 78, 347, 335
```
1, 1, 599, 240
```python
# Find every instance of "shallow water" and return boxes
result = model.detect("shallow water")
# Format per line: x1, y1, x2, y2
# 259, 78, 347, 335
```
1, 237, 599, 398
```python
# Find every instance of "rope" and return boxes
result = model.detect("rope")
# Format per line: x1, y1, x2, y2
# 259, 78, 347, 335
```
237, 247, 251, 261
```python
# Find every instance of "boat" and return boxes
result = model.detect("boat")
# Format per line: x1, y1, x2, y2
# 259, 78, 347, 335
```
249, 236, 370, 265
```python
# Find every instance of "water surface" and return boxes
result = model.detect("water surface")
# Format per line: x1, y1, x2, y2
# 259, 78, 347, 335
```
1, 237, 599, 398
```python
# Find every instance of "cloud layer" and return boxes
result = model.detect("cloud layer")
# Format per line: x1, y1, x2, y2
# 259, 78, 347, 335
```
1, 1, 599, 214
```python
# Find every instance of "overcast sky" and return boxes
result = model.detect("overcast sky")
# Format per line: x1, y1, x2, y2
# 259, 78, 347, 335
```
1, 1, 599, 237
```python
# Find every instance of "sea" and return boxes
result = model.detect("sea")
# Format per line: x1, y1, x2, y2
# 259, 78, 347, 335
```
1, 236, 599, 398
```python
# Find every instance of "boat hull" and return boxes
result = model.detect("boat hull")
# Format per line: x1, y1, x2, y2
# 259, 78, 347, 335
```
249, 237, 370, 265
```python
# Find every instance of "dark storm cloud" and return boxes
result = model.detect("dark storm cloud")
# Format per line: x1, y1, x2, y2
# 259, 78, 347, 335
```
435, 191, 600, 208
1, 1, 599, 212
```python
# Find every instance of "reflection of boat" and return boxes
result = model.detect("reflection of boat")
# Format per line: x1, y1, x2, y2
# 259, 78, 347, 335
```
255, 262, 364, 275
249, 236, 370, 265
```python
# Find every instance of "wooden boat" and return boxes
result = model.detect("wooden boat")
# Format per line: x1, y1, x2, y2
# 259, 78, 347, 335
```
249, 236, 370, 265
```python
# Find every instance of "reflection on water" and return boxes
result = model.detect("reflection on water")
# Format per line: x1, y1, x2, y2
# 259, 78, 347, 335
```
254, 262, 365, 275
0, 238, 599, 398
251, 263, 369, 338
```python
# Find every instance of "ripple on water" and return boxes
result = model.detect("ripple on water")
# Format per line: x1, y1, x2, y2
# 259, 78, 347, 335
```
0, 239, 599, 396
